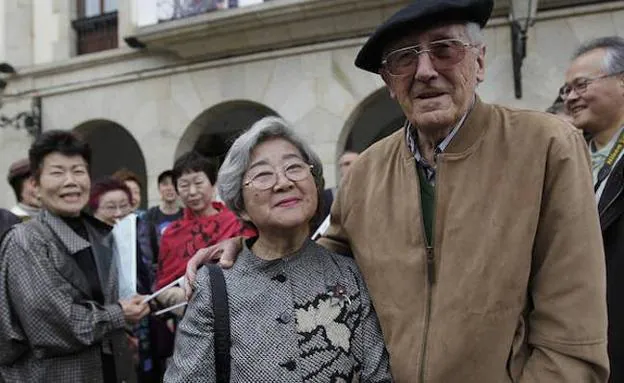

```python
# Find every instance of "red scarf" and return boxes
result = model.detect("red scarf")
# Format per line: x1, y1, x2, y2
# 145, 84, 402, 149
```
155, 202, 256, 289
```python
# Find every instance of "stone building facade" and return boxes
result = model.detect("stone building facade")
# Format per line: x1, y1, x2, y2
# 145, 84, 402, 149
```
0, 0, 622, 208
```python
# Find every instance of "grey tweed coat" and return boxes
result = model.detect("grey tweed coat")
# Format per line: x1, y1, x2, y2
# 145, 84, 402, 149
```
0, 210, 135, 383
165, 238, 393, 382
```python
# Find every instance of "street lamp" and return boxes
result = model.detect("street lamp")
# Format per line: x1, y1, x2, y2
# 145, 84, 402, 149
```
0, 97, 42, 138
510, 0, 538, 99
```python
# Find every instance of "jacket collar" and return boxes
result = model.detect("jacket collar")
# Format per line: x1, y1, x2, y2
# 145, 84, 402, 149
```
398, 94, 491, 163
38, 210, 117, 300
39, 210, 91, 255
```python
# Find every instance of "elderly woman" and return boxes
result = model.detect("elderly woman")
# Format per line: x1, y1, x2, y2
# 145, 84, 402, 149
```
165, 117, 392, 382
0, 130, 150, 382
89, 176, 164, 381
90, 177, 133, 226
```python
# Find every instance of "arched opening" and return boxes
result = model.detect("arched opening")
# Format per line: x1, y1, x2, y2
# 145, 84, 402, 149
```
73, 120, 148, 209
340, 88, 405, 154
175, 100, 279, 166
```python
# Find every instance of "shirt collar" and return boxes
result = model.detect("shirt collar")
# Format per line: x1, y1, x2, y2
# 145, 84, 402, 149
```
405, 96, 475, 164
589, 124, 624, 154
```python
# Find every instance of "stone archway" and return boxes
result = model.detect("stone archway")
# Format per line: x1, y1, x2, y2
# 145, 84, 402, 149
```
175, 100, 279, 166
74, 119, 148, 209
340, 87, 405, 154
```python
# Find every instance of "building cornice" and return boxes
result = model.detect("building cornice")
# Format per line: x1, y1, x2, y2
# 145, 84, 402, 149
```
129, 0, 409, 60
2, 0, 622, 100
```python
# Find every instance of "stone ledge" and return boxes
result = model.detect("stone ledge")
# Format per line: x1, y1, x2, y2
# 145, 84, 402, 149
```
129, 0, 410, 59
128, 0, 621, 60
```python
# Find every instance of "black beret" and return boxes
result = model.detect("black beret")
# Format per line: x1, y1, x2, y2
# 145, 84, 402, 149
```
355, 0, 494, 73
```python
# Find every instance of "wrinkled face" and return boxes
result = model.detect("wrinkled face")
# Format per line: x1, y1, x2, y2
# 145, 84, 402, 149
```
564, 48, 624, 134
36, 153, 90, 217
158, 177, 177, 203
95, 190, 132, 226
20, 176, 41, 208
125, 180, 141, 210
176, 171, 214, 215
241, 138, 318, 235
381, 23, 485, 131
338, 152, 359, 179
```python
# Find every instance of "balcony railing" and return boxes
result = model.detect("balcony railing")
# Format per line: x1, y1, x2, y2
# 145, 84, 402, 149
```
155, 0, 268, 23
72, 11, 119, 55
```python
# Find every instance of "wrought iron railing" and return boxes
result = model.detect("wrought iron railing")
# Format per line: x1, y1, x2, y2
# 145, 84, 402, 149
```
156, 0, 269, 22
72, 11, 119, 55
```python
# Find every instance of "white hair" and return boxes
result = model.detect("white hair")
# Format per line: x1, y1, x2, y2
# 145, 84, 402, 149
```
464, 22, 484, 46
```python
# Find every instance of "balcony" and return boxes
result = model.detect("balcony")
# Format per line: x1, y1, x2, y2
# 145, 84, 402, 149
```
127, 0, 621, 61
129, 0, 408, 60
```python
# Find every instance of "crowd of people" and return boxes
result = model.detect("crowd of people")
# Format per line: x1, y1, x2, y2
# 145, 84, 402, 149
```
0, 0, 623, 381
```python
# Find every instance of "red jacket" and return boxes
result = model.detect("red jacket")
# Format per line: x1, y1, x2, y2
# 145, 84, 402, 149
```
156, 202, 255, 289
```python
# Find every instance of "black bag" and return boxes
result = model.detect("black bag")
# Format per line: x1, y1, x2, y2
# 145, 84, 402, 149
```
208, 264, 231, 383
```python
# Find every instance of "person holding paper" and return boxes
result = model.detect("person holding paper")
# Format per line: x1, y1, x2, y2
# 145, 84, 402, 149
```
164, 117, 392, 382
0, 130, 150, 383
89, 176, 165, 382
89, 177, 152, 293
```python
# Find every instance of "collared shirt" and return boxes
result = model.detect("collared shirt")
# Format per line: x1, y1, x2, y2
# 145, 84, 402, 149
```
405, 99, 474, 185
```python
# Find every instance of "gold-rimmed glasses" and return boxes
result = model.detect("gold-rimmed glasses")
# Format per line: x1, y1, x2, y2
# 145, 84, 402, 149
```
382, 39, 477, 76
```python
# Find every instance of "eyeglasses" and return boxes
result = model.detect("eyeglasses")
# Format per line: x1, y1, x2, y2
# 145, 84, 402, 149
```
382, 39, 477, 76
101, 203, 131, 215
560, 71, 623, 100
244, 161, 314, 191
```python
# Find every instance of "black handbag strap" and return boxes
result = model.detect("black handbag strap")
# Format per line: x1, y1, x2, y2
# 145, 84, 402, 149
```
208, 264, 231, 383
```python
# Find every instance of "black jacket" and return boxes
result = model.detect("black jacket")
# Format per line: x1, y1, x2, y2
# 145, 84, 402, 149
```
597, 155, 624, 383
0, 209, 19, 238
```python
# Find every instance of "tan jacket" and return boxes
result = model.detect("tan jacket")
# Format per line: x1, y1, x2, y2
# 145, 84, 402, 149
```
319, 97, 609, 382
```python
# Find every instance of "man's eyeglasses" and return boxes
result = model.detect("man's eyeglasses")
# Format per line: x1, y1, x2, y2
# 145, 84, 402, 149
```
560, 71, 623, 100
382, 39, 477, 76
244, 161, 314, 191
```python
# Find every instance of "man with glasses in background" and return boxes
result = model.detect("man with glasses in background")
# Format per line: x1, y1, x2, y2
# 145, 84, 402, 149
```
187, 0, 609, 380
563, 36, 624, 383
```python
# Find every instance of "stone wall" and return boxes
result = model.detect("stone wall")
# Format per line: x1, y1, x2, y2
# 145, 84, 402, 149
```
0, 2, 622, 208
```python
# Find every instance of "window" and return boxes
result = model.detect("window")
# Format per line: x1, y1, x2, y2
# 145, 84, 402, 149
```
73, 0, 119, 55
78, 0, 118, 18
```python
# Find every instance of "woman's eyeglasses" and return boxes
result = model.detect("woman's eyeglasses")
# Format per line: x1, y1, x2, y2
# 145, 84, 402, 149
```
382, 39, 477, 76
244, 162, 313, 191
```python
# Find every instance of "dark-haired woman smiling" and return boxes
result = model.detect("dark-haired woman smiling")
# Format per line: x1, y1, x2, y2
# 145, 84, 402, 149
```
0, 130, 150, 383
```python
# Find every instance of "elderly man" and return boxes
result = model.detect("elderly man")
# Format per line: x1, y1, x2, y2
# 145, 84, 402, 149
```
564, 36, 624, 383
187, 0, 609, 381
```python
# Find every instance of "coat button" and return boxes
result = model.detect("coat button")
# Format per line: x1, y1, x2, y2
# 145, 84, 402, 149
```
272, 274, 287, 283
279, 360, 296, 371
278, 311, 292, 324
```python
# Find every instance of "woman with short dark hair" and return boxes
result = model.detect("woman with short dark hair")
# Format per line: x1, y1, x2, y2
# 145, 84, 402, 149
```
154, 151, 255, 309
0, 130, 150, 383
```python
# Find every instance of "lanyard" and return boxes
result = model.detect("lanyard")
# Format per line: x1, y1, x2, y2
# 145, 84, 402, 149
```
594, 128, 624, 192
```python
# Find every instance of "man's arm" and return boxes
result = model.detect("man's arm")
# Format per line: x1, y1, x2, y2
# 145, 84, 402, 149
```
520, 128, 609, 382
